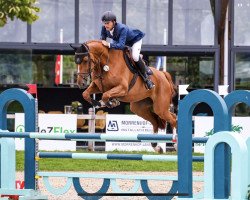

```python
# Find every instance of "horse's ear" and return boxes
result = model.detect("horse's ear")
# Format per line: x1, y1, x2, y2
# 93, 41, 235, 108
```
81, 44, 89, 52
70, 44, 77, 52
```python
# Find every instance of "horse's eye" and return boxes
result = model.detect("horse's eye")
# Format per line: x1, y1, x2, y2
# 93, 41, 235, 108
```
75, 56, 83, 64
83, 57, 88, 62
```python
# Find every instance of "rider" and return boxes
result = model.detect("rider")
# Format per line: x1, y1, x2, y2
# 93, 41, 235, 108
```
100, 11, 155, 90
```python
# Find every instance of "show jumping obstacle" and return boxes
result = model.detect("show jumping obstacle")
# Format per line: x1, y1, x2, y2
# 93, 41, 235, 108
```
0, 88, 249, 199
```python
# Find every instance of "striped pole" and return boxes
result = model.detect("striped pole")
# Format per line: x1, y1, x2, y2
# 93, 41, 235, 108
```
0, 132, 208, 143
38, 152, 204, 162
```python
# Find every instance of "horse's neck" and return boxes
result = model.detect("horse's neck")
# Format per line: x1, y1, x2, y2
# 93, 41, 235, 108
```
89, 42, 108, 61
88, 42, 128, 73
88, 41, 104, 53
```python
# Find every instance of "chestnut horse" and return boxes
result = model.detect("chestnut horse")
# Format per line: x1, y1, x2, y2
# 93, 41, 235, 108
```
71, 40, 177, 153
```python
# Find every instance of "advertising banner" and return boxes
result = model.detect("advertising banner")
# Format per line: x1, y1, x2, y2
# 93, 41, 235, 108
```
15, 113, 77, 151
194, 116, 250, 153
105, 114, 166, 152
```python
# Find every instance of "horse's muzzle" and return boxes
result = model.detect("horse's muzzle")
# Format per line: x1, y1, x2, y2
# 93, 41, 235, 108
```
77, 82, 88, 89
77, 73, 90, 89
77, 77, 89, 89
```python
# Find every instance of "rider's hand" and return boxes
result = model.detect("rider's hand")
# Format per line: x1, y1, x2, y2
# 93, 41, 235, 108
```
102, 40, 110, 48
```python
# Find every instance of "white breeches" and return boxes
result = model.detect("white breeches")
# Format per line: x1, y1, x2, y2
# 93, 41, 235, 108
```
131, 39, 142, 62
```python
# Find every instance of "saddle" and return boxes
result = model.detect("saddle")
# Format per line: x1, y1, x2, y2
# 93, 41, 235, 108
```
123, 47, 139, 74
123, 47, 152, 91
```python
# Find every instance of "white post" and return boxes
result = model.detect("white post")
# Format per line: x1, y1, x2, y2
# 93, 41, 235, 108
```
223, 6, 229, 86
88, 108, 95, 151
163, 28, 167, 72
60, 29, 63, 84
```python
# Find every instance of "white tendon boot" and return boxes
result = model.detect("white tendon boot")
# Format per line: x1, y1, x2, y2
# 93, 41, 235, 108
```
172, 128, 178, 151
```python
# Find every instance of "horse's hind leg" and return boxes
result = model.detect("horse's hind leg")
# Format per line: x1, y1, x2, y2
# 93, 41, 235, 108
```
152, 92, 177, 130
153, 99, 177, 150
130, 100, 163, 154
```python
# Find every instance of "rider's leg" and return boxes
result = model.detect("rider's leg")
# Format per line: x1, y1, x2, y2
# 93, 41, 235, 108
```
135, 58, 155, 89
132, 41, 152, 75
132, 40, 155, 90
139, 55, 153, 75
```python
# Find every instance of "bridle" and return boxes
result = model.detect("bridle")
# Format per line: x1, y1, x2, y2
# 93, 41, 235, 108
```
75, 44, 99, 80
75, 52, 91, 82
75, 43, 108, 83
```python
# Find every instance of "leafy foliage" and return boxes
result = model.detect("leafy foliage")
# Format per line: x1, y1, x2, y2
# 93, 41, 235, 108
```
0, 0, 40, 27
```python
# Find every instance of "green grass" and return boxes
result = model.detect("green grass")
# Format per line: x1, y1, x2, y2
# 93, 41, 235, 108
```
16, 151, 204, 172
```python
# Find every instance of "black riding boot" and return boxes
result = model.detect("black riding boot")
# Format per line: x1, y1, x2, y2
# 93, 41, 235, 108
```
145, 64, 153, 75
135, 58, 155, 90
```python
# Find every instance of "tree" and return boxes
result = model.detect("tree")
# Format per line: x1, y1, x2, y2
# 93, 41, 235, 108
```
0, 0, 40, 27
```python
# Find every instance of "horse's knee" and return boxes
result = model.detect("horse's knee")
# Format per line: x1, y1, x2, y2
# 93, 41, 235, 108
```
130, 104, 135, 112
101, 93, 111, 103
82, 91, 90, 101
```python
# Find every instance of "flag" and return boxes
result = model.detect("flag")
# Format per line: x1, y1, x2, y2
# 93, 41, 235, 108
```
55, 55, 61, 85
218, 85, 229, 96
178, 84, 189, 95
26, 84, 37, 98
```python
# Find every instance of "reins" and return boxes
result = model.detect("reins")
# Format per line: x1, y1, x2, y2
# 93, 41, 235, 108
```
90, 49, 109, 93
76, 42, 110, 93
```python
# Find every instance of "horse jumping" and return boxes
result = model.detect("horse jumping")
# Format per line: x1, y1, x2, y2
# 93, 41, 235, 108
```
71, 40, 177, 153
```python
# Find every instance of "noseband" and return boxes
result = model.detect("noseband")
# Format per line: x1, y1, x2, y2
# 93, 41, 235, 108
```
74, 44, 96, 81
75, 43, 104, 80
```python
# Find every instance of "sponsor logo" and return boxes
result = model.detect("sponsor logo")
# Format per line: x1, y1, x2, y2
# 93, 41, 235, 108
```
15, 125, 76, 133
107, 120, 119, 131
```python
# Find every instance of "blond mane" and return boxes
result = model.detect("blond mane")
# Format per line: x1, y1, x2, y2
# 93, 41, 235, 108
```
85, 39, 108, 54
85, 40, 102, 45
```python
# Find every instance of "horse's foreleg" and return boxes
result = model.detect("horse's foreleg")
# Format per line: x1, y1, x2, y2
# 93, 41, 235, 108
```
82, 82, 102, 107
101, 85, 127, 107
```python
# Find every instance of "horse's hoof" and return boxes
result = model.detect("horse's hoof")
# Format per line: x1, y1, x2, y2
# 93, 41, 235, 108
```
91, 99, 102, 108
106, 101, 113, 108
111, 99, 120, 107
106, 99, 120, 108
158, 147, 163, 154
154, 146, 163, 154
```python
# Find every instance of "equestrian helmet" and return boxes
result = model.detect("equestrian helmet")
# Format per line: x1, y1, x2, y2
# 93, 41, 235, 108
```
101, 11, 116, 22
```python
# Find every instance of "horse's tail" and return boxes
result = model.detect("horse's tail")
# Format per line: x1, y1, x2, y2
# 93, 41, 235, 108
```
154, 71, 177, 130
162, 71, 177, 99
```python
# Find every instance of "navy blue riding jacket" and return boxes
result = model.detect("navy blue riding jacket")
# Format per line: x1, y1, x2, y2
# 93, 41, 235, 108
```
100, 23, 145, 50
